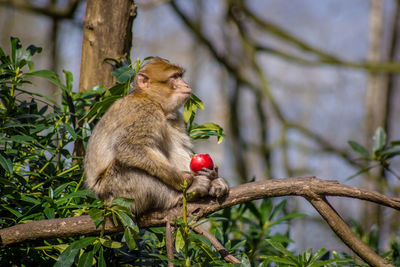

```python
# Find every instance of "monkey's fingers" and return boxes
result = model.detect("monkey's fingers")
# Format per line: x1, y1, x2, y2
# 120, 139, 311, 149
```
214, 165, 219, 175
182, 171, 194, 186
187, 176, 210, 200
197, 168, 218, 179
209, 178, 229, 198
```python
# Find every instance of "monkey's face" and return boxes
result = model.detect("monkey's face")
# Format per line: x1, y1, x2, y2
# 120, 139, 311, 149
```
136, 58, 192, 113
165, 71, 192, 109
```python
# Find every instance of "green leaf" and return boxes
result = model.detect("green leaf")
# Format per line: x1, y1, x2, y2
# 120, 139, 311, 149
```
372, 127, 387, 154
2, 204, 22, 218
111, 197, 134, 209
53, 182, 75, 196
99, 237, 123, 249
84, 96, 120, 122
112, 66, 135, 84
175, 229, 184, 253
124, 228, 136, 250
20, 195, 41, 205
26, 70, 66, 90
55, 237, 98, 267
391, 140, 400, 146
106, 83, 126, 97
88, 208, 103, 221
311, 258, 352, 267
261, 256, 296, 265
63, 70, 73, 93
70, 237, 98, 250
189, 93, 204, 109
15, 87, 58, 105
77, 250, 94, 267
308, 248, 326, 263
54, 246, 79, 267
88, 208, 103, 228
189, 123, 225, 143
264, 239, 297, 261
380, 149, 400, 159
11, 37, 21, 65
116, 211, 138, 232
64, 123, 77, 140
98, 247, 106, 267
345, 165, 375, 181
269, 199, 287, 221
23, 45, 42, 62
348, 141, 370, 158
0, 153, 13, 175
44, 207, 55, 219
183, 101, 193, 123
10, 134, 35, 144
270, 213, 307, 227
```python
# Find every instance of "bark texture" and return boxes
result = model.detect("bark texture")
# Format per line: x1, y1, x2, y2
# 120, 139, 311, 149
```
1, 177, 399, 266
79, 0, 136, 92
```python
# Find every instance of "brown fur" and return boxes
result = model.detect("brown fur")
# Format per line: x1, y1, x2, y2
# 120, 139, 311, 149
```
84, 58, 228, 214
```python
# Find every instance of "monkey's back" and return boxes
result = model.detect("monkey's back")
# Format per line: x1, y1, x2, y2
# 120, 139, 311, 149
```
84, 92, 194, 214
84, 94, 160, 191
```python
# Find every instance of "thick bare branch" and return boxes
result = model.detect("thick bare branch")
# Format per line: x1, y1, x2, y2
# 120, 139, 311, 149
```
308, 196, 394, 267
1, 176, 400, 266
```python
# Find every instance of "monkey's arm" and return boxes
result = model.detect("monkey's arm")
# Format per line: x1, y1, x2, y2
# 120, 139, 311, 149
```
114, 112, 189, 191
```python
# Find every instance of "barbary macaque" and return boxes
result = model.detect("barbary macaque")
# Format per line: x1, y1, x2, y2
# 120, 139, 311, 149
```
84, 57, 229, 215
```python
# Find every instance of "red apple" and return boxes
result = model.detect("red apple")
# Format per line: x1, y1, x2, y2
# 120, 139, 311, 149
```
190, 154, 214, 173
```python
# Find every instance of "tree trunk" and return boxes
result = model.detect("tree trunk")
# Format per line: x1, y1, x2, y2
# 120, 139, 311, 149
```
79, 0, 136, 92
75, 0, 136, 157
365, 0, 388, 140
362, 0, 388, 232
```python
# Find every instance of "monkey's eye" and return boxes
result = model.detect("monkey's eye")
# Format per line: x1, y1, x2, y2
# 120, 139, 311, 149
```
170, 73, 181, 79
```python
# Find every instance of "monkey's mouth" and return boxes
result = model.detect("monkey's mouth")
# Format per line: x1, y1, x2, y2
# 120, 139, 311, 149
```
181, 91, 192, 95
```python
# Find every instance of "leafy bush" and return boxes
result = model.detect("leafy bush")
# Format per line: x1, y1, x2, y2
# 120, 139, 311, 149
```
3, 38, 398, 266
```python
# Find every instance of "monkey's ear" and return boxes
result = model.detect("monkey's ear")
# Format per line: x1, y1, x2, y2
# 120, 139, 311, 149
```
136, 72, 150, 90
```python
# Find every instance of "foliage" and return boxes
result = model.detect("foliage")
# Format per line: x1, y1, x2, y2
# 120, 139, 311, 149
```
347, 127, 400, 180
1, 38, 399, 266
261, 239, 351, 266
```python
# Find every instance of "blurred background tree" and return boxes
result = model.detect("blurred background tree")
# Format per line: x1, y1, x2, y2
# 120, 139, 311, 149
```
1, 0, 400, 256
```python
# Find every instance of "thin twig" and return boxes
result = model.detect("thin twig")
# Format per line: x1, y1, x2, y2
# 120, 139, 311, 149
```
193, 225, 241, 264
166, 221, 175, 267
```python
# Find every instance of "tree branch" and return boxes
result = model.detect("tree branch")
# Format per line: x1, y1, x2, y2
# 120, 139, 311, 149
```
308, 196, 393, 267
1, 177, 400, 266
166, 221, 175, 267
0, 0, 81, 19
193, 225, 241, 263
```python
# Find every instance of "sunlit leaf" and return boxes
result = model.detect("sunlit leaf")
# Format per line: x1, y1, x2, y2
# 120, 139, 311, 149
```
124, 228, 136, 250
99, 237, 123, 249
175, 228, 184, 253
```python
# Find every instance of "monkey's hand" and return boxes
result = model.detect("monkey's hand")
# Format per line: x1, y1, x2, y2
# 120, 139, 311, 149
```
187, 175, 211, 200
209, 177, 229, 198
196, 166, 219, 180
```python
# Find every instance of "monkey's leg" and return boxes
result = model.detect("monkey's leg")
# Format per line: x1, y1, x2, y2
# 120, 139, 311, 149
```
166, 221, 175, 267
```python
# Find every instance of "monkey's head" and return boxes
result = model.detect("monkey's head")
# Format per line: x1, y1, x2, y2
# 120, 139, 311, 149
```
134, 57, 192, 113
